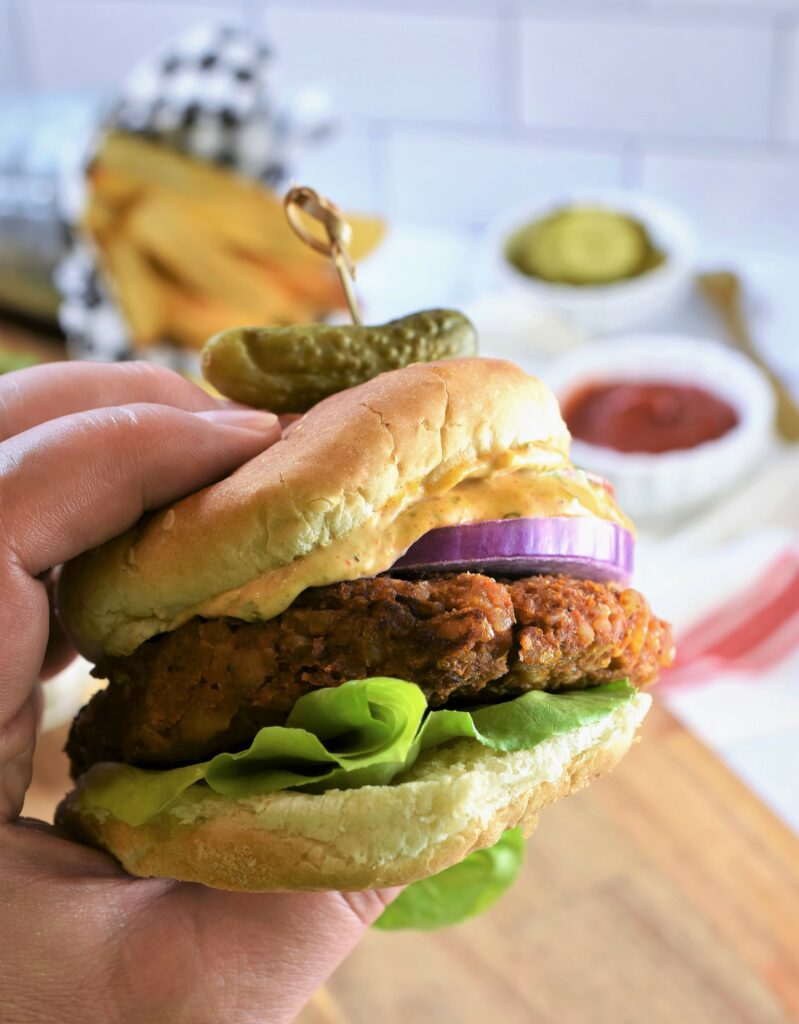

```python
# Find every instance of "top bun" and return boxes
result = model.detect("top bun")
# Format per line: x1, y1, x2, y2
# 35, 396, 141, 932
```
59, 358, 570, 659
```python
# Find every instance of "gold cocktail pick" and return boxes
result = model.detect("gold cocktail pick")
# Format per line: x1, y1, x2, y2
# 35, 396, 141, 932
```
283, 186, 362, 325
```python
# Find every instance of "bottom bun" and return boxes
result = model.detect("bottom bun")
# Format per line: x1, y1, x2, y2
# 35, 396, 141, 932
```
57, 693, 650, 891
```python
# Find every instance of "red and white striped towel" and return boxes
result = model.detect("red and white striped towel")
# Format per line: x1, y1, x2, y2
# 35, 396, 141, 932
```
662, 545, 799, 689
634, 451, 799, 830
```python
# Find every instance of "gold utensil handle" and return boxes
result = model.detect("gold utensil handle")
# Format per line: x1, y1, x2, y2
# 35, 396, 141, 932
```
699, 270, 799, 442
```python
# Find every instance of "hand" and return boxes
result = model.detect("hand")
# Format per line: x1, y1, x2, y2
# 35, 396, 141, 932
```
0, 362, 395, 1024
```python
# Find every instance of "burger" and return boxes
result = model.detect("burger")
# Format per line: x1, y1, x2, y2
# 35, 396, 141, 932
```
56, 358, 673, 899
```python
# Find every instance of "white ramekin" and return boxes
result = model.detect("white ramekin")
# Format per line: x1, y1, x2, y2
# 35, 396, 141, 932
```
544, 335, 776, 523
485, 190, 697, 335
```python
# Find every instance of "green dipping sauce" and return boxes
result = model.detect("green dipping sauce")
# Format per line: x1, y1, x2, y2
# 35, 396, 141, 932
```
505, 206, 664, 287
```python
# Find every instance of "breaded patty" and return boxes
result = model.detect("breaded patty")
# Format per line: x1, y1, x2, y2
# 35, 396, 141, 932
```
67, 573, 673, 775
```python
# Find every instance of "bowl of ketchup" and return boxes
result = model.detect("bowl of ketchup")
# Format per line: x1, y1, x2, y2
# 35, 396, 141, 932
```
547, 335, 775, 522
563, 380, 740, 455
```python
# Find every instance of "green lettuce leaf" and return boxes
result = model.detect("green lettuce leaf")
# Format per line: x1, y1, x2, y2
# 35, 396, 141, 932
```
418, 679, 636, 753
78, 677, 636, 827
74, 760, 209, 831
374, 827, 526, 931
208, 676, 428, 796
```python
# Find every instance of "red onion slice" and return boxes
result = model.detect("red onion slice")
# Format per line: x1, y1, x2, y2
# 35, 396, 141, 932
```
391, 517, 633, 583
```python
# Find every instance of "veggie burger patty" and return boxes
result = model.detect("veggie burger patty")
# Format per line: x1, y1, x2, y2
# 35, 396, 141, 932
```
67, 572, 673, 775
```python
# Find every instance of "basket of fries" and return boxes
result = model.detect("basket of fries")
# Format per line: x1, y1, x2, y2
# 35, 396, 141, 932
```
57, 23, 384, 366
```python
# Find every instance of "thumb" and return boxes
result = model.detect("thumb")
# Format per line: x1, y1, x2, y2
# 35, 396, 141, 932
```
0, 404, 279, 821
0, 404, 280, 579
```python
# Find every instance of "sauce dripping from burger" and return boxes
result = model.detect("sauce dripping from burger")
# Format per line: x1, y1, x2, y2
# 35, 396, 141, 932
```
186, 466, 630, 634
562, 380, 739, 454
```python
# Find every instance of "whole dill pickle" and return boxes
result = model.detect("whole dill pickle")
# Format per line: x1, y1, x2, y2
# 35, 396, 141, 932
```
201, 308, 477, 413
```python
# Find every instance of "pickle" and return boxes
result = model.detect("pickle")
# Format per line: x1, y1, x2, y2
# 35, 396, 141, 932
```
201, 309, 477, 413
506, 207, 663, 286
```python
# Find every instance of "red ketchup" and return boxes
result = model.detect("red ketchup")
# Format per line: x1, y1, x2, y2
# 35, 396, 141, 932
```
562, 380, 739, 454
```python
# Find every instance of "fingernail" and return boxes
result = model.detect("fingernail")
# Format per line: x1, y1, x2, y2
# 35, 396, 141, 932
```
198, 409, 278, 431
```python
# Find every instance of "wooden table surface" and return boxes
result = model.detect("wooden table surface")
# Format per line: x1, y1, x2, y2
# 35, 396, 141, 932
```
25, 702, 799, 1024
298, 701, 799, 1024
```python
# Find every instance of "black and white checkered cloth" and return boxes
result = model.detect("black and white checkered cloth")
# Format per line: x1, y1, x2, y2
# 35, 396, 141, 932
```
56, 22, 330, 363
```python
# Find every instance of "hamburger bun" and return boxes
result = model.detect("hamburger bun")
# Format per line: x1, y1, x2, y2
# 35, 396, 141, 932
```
59, 358, 571, 660
57, 692, 649, 891
56, 356, 661, 895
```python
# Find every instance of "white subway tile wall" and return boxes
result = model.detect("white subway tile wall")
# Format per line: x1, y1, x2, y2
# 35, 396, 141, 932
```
0, 4, 19, 91
1, 0, 798, 250
519, 17, 773, 142
641, 149, 799, 252
20, 0, 239, 92
780, 26, 799, 145
288, 123, 382, 212
385, 128, 624, 227
261, 9, 503, 124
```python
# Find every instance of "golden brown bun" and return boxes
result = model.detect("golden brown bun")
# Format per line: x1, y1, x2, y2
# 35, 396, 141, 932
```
56, 693, 649, 891
59, 358, 570, 659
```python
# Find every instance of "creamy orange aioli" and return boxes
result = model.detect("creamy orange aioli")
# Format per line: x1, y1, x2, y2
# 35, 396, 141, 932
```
182, 464, 630, 627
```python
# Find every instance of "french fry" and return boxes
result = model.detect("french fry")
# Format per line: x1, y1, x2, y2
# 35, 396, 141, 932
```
88, 165, 144, 207
95, 132, 271, 207
160, 281, 317, 349
162, 290, 249, 349
100, 237, 167, 345
81, 194, 118, 241
169, 193, 321, 267
166, 192, 384, 294
127, 197, 316, 322
84, 130, 387, 352
94, 133, 385, 265
248, 253, 344, 309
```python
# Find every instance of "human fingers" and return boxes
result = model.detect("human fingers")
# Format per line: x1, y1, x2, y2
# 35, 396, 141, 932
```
0, 818, 399, 1024
155, 887, 401, 1023
0, 405, 278, 820
0, 403, 279, 579
0, 360, 222, 442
